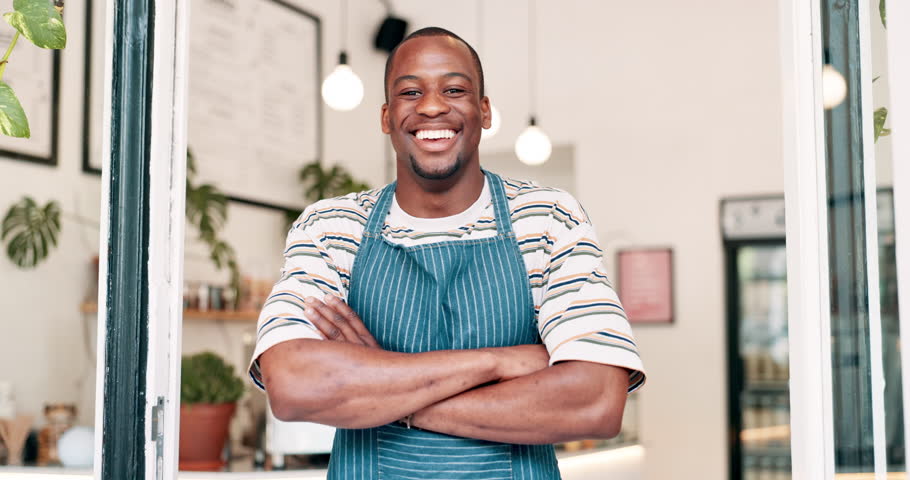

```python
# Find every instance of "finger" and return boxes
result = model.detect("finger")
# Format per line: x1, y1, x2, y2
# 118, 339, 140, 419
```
324, 295, 381, 348
302, 301, 344, 341
318, 297, 373, 347
305, 297, 365, 345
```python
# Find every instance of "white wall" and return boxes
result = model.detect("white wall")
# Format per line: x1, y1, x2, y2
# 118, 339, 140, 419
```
0, 1, 785, 479
0, 2, 101, 427
332, 2, 786, 479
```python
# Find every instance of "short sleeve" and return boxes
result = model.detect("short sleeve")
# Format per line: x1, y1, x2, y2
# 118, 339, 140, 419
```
247, 217, 344, 392
537, 212, 646, 394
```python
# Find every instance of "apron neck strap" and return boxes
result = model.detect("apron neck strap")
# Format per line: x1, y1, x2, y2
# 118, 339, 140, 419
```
365, 182, 397, 235
364, 171, 513, 236
484, 170, 514, 236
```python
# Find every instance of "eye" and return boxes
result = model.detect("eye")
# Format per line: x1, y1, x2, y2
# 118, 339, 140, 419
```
445, 88, 466, 95
399, 90, 421, 97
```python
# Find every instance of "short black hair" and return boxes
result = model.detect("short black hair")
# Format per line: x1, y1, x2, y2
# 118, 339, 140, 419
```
383, 26, 485, 101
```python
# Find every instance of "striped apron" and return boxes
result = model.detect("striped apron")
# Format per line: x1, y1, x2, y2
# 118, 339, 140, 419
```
327, 171, 561, 479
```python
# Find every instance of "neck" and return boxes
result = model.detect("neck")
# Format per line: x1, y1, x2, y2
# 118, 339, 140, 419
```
394, 160, 485, 218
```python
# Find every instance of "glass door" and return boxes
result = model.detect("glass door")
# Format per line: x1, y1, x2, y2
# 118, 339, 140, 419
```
780, 0, 910, 477
736, 244, 791, 480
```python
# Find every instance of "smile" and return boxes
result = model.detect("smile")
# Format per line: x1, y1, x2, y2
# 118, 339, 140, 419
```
410, 128, 461, 152
415, 129, 457, 140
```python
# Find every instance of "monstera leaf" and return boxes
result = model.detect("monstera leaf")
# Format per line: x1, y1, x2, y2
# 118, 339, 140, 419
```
1, 197, 61, 268
0, 81, 29, 138
3, 0, 66, 49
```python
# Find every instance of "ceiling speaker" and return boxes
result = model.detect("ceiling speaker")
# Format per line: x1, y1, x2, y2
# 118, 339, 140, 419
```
374, 16, 408, 53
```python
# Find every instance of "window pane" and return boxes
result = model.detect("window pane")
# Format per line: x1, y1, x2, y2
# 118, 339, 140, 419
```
821, 0, 877, 473
868, 0, 904, 470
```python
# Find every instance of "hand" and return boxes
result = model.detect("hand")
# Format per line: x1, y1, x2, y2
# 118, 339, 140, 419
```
304, 295, 381, 348
491, 344, 550, 381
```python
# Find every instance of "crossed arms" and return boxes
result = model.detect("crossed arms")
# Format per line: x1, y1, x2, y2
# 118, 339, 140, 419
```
259, 295, 630, 445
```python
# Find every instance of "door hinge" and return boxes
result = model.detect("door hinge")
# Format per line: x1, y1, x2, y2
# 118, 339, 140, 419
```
151, 396, 165, 480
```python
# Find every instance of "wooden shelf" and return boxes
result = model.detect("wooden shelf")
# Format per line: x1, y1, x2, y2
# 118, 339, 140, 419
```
80, 302, 258, 322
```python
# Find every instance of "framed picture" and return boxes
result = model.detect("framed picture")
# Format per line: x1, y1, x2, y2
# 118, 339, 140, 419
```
617, 248, 674, 324
0, 3, 60, 167
84, 0, 321, 212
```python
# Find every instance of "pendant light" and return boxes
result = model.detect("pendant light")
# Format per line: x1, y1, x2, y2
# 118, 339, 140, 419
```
322, 0, 364, 111
515, 0, 551, 165
478, 0, 501, 140
482, 104, 502, 140
821, 49, 847, 110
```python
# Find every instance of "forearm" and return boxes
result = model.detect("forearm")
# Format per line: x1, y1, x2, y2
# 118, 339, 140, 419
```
410, 361, 629, 444
260, 339, 500, 429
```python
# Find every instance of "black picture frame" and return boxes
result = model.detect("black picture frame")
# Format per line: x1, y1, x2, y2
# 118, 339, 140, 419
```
82, 0, 321, 215
81, 0, 97, 175
0, 44, 60, 167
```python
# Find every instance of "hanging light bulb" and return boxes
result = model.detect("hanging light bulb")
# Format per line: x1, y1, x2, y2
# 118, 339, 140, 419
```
481, 102, 502, 140
822, 64, 847, 110
322, 51, 364, 111
322, 0, 362, 111
477, 1, 502, 141
515, 1, 550, 165
515, 117, 551, 165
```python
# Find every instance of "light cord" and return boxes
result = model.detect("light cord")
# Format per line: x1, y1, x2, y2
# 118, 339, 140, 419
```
477, 0, 484, 56
528, 0, 537, 120
341, 0, 348, 52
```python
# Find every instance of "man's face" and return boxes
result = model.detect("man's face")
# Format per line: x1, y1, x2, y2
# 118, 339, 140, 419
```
382, 36, 491, 181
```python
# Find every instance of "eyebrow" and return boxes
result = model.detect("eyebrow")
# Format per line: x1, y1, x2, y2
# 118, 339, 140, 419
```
392, 72, 474, 87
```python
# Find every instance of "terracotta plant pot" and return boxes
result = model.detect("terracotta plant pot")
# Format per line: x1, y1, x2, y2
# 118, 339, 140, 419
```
178, 403, 236, 471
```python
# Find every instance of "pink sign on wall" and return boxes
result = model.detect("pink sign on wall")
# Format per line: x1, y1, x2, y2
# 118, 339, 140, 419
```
617, 248, 674, 324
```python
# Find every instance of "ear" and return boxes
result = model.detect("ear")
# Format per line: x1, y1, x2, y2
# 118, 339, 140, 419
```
381, 103, 391, 134
480, 96, 492, 130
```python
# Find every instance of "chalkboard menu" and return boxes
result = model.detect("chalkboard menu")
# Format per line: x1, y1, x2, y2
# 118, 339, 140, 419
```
85, 0, 321, 211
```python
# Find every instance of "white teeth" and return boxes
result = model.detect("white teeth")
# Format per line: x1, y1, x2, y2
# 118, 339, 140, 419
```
416, 129, 456, 140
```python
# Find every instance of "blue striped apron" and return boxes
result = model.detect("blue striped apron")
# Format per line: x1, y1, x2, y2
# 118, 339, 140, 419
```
327, 171, 561, 479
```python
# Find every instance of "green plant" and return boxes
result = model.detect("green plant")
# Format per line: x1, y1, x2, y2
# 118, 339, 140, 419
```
0, 0, 66, 138
2, 150, 240, 304
870, 3, 890, 144
300, 161, 370, 203
185, 150, 241, 300
1, 197, 60, 268
180, 351, 245, 405
874, 106, 891, 142
286, 160, 370, 226
880, 0, 886, 28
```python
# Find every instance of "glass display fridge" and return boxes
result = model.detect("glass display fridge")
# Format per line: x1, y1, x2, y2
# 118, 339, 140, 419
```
722, 191, 902, 480
722, 196, 790, 480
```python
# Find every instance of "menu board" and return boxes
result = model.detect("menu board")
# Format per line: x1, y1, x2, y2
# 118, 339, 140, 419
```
0, 0, 59, 165
85, 0, 321, 211
187, 0, 321, 210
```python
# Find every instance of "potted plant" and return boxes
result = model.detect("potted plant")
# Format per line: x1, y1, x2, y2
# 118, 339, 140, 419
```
179, 351, 245, 471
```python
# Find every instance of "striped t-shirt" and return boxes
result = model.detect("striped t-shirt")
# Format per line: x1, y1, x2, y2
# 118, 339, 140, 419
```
249, 175, 646, 392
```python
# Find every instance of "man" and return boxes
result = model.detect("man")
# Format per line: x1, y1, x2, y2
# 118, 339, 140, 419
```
249, 27, 645, 479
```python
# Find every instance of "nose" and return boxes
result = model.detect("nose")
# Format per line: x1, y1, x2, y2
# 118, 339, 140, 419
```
415, 90, 450, 117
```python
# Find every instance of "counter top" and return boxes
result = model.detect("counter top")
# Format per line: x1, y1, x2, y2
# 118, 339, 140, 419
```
0, 444, 643, 480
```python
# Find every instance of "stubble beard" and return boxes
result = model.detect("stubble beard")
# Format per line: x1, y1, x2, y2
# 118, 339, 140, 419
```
410, 153, 464, 180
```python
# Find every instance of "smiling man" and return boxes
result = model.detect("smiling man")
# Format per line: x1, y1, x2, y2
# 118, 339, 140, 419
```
249, 27, 646, 479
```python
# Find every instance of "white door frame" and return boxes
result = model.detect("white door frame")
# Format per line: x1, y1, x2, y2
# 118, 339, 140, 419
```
143, 0, 190, 478
886, 0, 910, 478
778, 0, 837, 477
92, 0, 189, 479
781, 0, 910, 478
